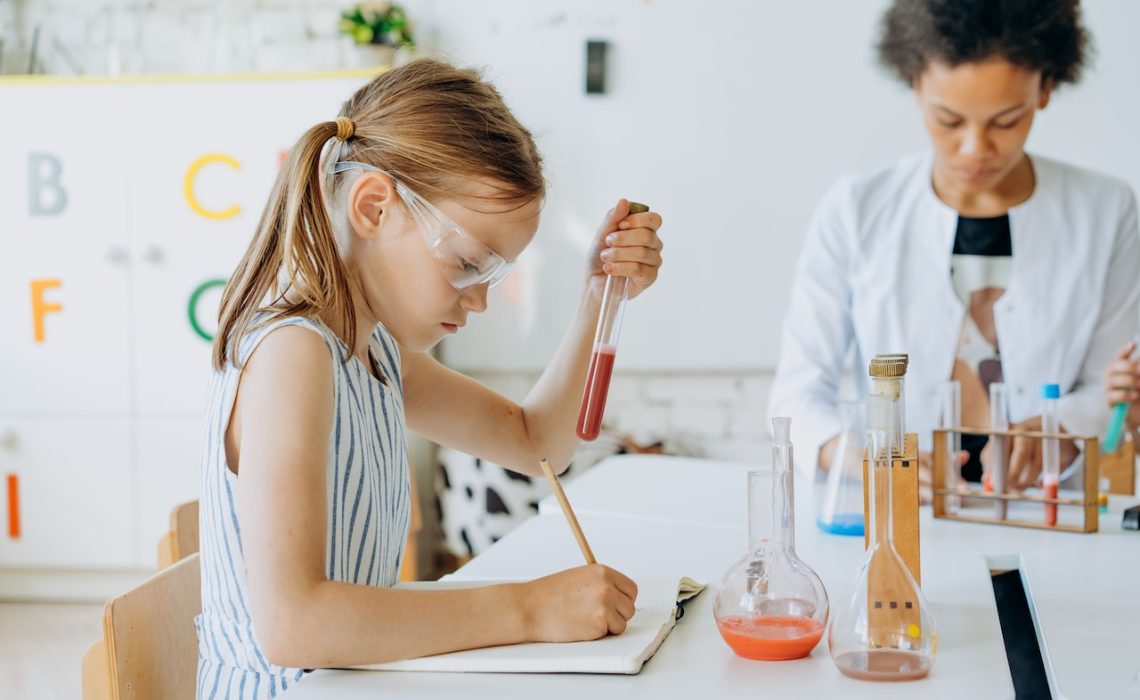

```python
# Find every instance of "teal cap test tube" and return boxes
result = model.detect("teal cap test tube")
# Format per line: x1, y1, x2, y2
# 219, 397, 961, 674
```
1104, 338, 1140, 453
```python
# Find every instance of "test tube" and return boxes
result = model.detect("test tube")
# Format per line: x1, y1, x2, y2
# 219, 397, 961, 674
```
1041, 384, 1061, 526
989, 383, 1010, 520
1104, 337, 1140, 453
869, 355, 908, 455
576, 202, 650, 441
938, 381, 961, 511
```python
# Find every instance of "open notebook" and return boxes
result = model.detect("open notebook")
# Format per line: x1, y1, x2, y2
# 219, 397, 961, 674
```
352, 577, 704, 675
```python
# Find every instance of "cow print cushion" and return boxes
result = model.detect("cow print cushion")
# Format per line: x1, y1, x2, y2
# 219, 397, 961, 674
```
435, 432, 676, 558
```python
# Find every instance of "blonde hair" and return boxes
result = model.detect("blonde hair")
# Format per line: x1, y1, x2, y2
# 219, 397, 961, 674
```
212, 59, 545, 370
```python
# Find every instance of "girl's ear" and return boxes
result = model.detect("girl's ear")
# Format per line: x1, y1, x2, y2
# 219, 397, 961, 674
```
346, 171, 400, 240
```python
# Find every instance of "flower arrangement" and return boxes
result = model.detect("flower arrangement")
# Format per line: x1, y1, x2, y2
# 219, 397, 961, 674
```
339, 2, 414, 48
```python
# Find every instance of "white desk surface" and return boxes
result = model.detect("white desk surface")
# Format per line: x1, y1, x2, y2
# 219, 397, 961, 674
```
292, 511, 1006, 699
536, 454, 1140, 700
289, 454, 1138, 700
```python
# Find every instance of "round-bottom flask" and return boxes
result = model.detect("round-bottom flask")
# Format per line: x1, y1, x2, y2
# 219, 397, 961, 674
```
714, 418, 829, 660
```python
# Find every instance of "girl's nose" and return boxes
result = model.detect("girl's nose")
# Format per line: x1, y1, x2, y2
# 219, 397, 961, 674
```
460, 282, 489, 313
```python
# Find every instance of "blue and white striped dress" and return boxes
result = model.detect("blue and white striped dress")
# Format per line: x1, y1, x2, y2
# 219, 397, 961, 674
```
196, 315, 410, 699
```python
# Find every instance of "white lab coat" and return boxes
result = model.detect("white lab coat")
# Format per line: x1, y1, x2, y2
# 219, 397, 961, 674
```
770, 151, 1140, 479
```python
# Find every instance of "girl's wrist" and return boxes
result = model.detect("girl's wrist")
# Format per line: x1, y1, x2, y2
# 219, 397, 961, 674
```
499, 581, 536, 643
579, 276, 605, 317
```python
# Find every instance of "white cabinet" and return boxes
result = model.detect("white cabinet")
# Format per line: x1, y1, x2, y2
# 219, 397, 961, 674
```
0, 85, 132, 415
0, 73, 374, 589
133, 416, 205, 563
0, 417, 134, 567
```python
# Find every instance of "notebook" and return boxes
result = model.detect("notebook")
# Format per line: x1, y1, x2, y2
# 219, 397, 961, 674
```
353, 576, 705, 675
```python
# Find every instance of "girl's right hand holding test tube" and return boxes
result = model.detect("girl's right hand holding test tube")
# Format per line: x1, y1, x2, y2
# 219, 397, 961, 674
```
587, 199, 664, 299
1105, 340, 1140, 431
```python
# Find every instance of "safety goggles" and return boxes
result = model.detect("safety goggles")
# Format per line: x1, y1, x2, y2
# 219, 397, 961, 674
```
329, 160, 515, 290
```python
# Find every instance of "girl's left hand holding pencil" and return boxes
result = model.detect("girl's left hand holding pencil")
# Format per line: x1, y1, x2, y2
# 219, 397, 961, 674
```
587, 199, 664, 300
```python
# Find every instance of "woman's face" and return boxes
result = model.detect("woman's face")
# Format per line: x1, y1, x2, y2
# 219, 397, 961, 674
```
343, 173, 540, 352
915, 58, 1052, 193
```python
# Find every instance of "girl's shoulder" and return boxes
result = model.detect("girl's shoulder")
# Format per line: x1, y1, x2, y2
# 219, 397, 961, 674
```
230, 312, 340, 372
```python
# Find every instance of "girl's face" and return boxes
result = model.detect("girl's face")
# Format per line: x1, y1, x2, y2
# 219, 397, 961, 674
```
342, 173, 540, 351
915, 58, 1052, 194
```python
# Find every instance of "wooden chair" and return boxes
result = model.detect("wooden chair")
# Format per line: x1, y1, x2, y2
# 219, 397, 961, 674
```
81, 553, 201, 700
157, 500, 200, 569
84, 470, 423, 698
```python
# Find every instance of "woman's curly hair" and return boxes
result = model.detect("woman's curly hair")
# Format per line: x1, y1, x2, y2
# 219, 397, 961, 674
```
877, 0, 1091, 87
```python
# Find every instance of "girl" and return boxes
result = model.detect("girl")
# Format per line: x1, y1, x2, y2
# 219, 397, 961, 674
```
770, 0, 1139, 498
196, 59, 664, 698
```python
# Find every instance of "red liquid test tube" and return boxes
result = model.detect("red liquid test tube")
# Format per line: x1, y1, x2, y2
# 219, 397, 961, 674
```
576, 202, 648, 441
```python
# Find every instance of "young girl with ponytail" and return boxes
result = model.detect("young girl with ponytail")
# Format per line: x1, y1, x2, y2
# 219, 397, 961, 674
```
196, 59, 664, 698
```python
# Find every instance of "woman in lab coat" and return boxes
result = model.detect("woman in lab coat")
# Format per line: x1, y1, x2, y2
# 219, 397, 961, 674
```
770, 0, 1140, 498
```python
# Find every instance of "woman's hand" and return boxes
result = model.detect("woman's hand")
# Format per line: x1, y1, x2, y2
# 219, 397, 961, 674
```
1104, 340, 1140, 430
518, 564, 638, 641
1005, 415, 1080, 490
917, 450, 968, 505
586, 199, 664, 301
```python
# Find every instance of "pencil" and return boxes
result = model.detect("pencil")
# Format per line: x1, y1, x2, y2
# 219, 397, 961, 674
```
538, 458, 596, 565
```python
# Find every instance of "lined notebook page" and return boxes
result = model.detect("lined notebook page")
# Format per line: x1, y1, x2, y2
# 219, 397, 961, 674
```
353, 577, 703, 675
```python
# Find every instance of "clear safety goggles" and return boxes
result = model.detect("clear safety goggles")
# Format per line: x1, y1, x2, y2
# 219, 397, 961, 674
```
328, 159, 515, 290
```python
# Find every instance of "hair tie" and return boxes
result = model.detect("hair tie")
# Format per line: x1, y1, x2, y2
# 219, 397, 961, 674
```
334, 116, 355, 141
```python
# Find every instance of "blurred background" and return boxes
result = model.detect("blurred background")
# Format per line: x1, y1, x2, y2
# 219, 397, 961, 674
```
1, 1, 1138, 695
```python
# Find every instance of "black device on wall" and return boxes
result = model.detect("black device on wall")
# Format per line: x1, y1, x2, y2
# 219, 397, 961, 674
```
586, 40, 608, 94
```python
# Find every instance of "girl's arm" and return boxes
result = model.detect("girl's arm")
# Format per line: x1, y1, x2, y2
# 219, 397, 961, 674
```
233, 327, 637, 668
403, 201, 663, 476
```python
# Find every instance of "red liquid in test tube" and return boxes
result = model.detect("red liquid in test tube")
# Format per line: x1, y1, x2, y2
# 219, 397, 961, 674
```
576, 344, 617, 441
1043, 476, 1059, 526
575, 202, 648, 442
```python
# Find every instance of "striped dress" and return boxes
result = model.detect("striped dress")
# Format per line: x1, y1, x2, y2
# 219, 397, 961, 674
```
196, 315, 410, 699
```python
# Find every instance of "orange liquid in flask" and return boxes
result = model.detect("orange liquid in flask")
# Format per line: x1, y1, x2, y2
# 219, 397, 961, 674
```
716, 615, 824, 660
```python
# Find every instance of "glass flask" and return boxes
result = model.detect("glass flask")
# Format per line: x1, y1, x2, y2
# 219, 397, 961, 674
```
817, 399, 866, 536
714, 417, 829, 660
829, 395, 938, 681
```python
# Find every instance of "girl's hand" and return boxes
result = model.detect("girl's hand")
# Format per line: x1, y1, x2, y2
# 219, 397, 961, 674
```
1105, 341, 1140, 429
518, 564, 638, 641
586, 199, 664, 301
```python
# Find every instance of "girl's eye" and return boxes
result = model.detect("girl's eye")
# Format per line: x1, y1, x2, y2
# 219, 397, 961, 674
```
459, 258, 479, 274
937, 119, 963, 129
993, 118, 1022, 130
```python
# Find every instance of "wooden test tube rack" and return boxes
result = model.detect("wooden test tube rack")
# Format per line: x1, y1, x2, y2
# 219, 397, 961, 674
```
862, 433, 922, 646
932, 427, 1100, 533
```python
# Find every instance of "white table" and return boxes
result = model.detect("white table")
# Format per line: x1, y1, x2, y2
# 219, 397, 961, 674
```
289, 455, 1139, 700
537, 455, 1140, 700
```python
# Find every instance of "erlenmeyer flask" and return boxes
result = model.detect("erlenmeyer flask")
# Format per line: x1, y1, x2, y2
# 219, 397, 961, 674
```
829, 395, 937, 680
714, 417, 829, 660
817, 399, 866, 536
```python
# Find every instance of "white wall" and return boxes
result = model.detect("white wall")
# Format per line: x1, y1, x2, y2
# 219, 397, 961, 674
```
14, 0, 1139, 372
393, 0, 1140, 372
